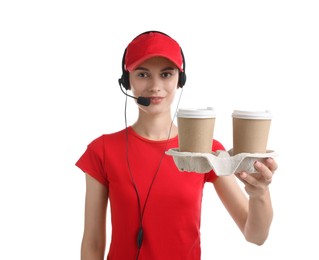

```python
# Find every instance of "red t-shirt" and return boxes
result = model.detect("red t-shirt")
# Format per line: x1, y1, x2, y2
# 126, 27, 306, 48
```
76, 127, 225, 260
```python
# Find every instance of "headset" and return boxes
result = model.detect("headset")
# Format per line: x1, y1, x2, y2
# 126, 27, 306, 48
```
120, 31, 186, 259
118, 30, 187, 91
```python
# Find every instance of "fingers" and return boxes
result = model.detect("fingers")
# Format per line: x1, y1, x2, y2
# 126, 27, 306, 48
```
236, 158, 277, 186
264, 158, 278, 172
236, 171, 260, 187
235, 158, 277, 197
254, 161, 273, 182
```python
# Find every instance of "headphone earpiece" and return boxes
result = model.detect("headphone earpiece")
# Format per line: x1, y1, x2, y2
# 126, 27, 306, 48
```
178, 71, 186, 88
119, 70, 130, 90
178, 47, 186, 88
118, 48, 131, 90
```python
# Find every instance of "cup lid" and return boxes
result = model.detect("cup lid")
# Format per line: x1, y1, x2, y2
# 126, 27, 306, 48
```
232, 110, 272, 119
177, 107, 216, 118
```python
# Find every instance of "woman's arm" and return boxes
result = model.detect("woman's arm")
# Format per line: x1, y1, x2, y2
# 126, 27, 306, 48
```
81, 173, 109, 260
213, 158, 277, 245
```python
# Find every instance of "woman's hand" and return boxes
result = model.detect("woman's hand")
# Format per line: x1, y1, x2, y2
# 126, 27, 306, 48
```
235, 158, 278, 198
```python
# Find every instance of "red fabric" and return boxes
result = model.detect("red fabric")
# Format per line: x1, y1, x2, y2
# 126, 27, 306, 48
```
76, 127, 225, 260
125, 31, 183, 72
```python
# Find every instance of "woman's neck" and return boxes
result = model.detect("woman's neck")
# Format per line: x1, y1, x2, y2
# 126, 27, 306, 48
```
132, 112, 177, 141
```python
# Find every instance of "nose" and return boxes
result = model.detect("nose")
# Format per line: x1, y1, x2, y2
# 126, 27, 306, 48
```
148, 76, 162, 93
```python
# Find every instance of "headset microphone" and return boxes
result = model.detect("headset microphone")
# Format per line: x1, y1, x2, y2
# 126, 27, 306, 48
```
118, 79, 151, 106
136, 96, 151, 106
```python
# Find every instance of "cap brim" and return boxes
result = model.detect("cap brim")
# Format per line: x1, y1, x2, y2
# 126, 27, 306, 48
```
127, 54, 183, 72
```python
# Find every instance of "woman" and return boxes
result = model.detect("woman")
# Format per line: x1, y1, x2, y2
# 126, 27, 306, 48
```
76, 31, 277, 260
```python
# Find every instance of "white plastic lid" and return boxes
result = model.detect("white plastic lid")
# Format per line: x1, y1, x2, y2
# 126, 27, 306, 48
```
232, 110, 272, 119
177, 107, 216, 118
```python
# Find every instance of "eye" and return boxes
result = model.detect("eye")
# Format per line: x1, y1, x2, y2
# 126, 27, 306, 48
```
161, 72, 173, 78
137, 72, 149, 78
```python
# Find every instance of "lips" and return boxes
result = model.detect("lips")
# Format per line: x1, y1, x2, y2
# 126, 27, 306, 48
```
149, 96, 163, 104
150, 97, 163, 101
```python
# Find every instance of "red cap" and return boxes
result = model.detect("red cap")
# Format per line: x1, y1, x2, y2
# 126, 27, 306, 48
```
124, 32, 183, 72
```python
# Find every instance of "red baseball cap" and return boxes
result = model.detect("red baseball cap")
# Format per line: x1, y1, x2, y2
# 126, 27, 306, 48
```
124, 31, 183, 72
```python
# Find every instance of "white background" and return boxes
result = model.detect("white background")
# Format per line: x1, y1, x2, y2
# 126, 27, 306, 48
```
1, 0, 318, 259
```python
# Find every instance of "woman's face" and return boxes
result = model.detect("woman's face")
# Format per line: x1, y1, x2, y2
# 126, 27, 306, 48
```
129, 57, 179, 114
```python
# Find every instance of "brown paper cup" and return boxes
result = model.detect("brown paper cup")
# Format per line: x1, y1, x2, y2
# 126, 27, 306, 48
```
177, 108, 216, 153
232, 110, 272, 155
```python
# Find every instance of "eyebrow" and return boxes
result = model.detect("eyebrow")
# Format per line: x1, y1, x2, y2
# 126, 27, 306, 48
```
134, 66, 176, 72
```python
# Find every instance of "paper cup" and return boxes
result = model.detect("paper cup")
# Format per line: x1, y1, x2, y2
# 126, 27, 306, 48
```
232, 110, 272, 155
177, 107, 216, 153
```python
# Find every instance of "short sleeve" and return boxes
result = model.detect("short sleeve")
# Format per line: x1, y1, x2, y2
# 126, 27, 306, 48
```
75, 137, 109, 188
204, 139, 226, 183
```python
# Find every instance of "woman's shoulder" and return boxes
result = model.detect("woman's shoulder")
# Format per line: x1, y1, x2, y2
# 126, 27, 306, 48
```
88, 128, 127, 147
212, 139, 226, 152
